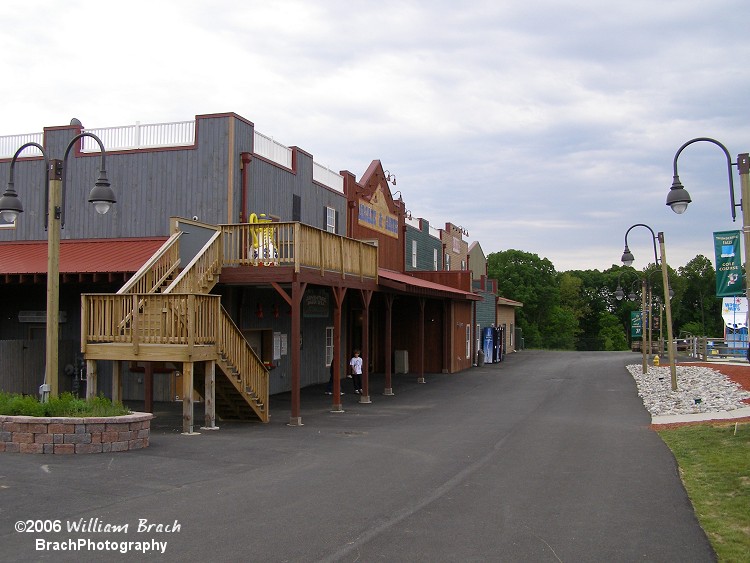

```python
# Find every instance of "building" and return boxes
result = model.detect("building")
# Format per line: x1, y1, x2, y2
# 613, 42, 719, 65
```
0, 113, 487, 430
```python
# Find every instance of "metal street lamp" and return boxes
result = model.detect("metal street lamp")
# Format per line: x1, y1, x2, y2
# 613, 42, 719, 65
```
666, 138, 750, 359
0, 133, 115, 400
621, 223, 678, 390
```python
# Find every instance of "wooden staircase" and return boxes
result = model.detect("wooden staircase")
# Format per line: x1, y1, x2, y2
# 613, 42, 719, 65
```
102, 224, 269, 422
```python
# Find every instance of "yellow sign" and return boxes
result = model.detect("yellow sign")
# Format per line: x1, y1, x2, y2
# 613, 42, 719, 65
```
248, 212, 278, 266
358, 186, 398, 239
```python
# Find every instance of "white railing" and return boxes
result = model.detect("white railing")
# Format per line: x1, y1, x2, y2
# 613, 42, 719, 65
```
0, 132, 44, 158
253, 130, 292, 168
82, 121, 196, 152
312, 161, 344, 193
405, 216, 421, 229
3, 121, 345, 194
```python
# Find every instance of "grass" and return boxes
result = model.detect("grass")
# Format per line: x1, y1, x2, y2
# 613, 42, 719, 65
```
0, 391, 130, 417
657, 422, 750, 562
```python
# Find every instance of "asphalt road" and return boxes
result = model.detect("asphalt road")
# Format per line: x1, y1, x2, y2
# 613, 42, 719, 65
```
0, 350, 715, 562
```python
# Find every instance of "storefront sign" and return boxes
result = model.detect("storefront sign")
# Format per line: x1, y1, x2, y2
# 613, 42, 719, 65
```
358, 186, 398, 238
303, 289, 330, 318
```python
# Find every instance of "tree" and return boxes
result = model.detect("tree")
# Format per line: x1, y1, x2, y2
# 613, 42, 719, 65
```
488, 249, 559, 348
676, 255, 723, 336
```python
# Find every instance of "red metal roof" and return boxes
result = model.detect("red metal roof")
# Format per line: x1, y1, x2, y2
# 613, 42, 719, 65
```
378, 268, 481, 300
0, 238, 167, 275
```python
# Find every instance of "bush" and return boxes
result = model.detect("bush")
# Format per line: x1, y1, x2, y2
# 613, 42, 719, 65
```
0, 392, 130, 417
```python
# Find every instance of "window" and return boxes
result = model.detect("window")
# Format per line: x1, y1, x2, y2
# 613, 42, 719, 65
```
466, 325, 471, 359
325, 207, 336, 233
461, 259, 466, 271
475, 324, 481, 356
292, 195, 301, 221
411, 240, 417, 268
433, 248, 438, 271
445, 254, 451, 271
325, 327, 334, 366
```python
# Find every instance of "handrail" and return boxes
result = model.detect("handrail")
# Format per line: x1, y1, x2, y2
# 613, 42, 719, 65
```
165, 230, 222, 294
117, 232, 182, 294
220, 222, 378, 280
218, 305, 269, 421
82, 293, 219, 348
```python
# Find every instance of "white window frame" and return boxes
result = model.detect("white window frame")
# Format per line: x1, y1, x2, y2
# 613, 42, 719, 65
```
325, 326, 334, 365
465, 324, 471, 359
411, 240, 417, 268
445, 254, 451, 271
433, 248, 438, 271
325, 207, 336, 233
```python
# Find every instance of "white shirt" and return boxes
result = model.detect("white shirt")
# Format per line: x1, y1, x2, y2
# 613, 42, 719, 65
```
350, 356, 362, 374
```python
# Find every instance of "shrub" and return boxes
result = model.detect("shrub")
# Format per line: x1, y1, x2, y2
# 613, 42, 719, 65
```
0, 392, 130, 417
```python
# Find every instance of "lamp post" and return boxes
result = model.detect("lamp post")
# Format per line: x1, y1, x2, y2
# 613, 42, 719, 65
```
666, 138, 750, 354
0, 133, 115, 400
615, 270, 648, 370
621, 223, 678, 390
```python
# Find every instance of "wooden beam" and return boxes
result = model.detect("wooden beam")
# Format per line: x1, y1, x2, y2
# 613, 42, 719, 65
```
182, 361, 195, 434
384, 294, 395, 396
203, 360, 218, 430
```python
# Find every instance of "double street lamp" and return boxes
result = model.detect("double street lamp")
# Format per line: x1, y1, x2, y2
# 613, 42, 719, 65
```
620, 223, 678, 390
0, 133, 115, 399
615, 269, 649, 373
666, 138, 750, 350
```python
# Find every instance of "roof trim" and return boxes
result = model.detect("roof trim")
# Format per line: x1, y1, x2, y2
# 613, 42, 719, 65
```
0, 238, 168, 281
378, 268, 481, 300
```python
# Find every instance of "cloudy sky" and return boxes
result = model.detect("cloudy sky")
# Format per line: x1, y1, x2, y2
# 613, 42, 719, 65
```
1, 0, 749, 272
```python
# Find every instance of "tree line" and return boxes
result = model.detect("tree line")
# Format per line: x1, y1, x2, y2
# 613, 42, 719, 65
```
487, 249, 723, 350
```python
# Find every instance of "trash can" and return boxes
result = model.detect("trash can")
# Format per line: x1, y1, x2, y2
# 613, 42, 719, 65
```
476, 348, 485, 367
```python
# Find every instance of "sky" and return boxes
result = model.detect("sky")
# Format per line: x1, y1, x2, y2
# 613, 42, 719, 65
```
1, 0, 749, 272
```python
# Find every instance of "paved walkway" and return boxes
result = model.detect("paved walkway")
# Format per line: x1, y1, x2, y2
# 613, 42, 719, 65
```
0, 351, 715, 562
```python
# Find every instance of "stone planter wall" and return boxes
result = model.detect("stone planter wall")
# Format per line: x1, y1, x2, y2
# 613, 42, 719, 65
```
0, 412, 153, 454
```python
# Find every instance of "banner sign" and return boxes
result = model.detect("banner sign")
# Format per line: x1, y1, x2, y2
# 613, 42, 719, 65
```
630, 311, 642, 338
713, 230, 743, 297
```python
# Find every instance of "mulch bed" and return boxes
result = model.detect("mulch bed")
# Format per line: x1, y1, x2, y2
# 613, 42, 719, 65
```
650, 362, 750, 430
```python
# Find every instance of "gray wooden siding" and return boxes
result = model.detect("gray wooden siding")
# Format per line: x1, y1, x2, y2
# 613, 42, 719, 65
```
474, 288, 496, 328
405, 220, 442, 271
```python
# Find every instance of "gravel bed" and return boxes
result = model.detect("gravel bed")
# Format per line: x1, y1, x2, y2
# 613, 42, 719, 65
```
626, 364, 750, 417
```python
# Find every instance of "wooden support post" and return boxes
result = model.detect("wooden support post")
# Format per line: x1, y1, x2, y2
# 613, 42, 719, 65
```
384, 294, 395, 396
418, 298, 426, 383
288, 280, 306, 426
359, 289, 373, 404
331, 286, 347, 413
86, 359, 98, 398
182, 362, 197, 434
202, 360, 218, 430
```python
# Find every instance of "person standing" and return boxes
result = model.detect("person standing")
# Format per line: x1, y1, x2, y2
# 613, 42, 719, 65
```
325, 361, 343, 395
349, 349, 363, 394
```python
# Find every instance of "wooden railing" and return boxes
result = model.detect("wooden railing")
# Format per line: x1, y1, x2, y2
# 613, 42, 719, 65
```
118, 232, 182, 295
82, 293, 219, 354
220, 222, 378, 280
166, 230, 222, 294
218, 305, 269, 421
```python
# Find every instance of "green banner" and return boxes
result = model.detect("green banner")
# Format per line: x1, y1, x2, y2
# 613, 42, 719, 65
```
713, 230, 743, 297
630, 311, 642, 338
